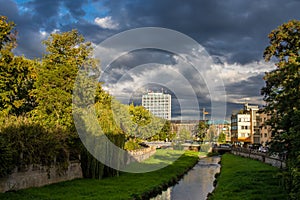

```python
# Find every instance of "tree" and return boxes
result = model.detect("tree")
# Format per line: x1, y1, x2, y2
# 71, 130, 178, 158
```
0, 16, 36, 116
196, 121, 208, 143
178, 128, 192, 141
128, 104, 151, 138
0, 16, 16, 51
262, 20, 300, 199
158, 120, 172, 141
33, 30, 97, 129
218, 132, 226, 144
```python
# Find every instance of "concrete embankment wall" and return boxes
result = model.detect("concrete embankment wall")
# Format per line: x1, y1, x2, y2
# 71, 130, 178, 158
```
0, 161, 82, 193
0, 147, 156, 193
231, 150, 286, 169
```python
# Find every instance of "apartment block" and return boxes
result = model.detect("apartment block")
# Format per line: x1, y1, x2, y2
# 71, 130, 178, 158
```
231, 103, 260, 144
259, 112, 272, 146
142, 92, 171, 120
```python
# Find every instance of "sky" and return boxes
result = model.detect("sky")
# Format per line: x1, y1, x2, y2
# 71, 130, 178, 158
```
1, 0, 300, 121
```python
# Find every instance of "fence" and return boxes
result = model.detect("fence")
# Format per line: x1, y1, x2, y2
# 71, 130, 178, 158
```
231, 148, 286, 169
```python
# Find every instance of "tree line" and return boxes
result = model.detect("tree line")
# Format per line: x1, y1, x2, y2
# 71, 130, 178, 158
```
0, 16, 173, 179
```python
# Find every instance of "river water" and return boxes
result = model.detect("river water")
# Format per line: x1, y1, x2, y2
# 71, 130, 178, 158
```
151, 156, 221, 200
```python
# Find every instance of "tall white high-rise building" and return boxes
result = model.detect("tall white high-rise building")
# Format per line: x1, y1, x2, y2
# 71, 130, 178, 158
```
142, 92, 171, 120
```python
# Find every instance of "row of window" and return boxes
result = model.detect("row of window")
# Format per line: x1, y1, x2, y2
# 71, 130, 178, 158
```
261, 133, 268, 138
231, 125, 249, 130
239, 133, 250, 137
144, 103, 169, 106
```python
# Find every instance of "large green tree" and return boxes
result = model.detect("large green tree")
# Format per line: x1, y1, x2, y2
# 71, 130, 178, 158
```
262, 20, 300, 199
33, 30, 97, 129
129, 104, 151, 138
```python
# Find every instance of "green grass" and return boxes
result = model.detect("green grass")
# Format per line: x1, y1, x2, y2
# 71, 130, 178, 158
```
209, 153, 287, 200
0, 150, 201, 200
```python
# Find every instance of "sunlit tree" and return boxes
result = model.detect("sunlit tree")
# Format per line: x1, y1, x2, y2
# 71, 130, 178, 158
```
262, 19, 300, 199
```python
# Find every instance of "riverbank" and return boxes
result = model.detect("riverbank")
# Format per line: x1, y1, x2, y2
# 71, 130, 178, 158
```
0, 150, 201, 200
208, 153, 287, 200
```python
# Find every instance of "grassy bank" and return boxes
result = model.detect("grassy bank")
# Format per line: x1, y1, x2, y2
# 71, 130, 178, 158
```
0, 150, 201, 200
208, 153, 287, 200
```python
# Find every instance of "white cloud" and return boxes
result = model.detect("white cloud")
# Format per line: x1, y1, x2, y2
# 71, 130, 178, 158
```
94, 16, 119, 30
218, 60, 275, 84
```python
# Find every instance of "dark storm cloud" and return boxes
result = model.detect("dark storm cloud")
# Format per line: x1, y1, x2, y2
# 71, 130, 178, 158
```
3, 0, 300, 62
225, 73, 265, 98
0, 0, 47, 58
104, 0, 300, 64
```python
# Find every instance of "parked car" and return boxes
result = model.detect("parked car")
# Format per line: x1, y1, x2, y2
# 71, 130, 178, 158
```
259, 146, 269, 153
219, 144, 232, 148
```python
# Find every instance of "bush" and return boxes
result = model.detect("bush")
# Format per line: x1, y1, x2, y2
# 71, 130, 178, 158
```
0, 116, 69, 173
0, 135, 14, 177
124, 140, 141, 151
200, 143, 211, 152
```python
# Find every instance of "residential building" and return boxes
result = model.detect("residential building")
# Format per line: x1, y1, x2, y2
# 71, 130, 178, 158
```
171, 120, 199, 134
142, 92, 171, 120
259, 112, 272, 146
231, 103, 260, 145
207, 120, 231, 142
244, 103, 260, 144
231, 113, 251, 144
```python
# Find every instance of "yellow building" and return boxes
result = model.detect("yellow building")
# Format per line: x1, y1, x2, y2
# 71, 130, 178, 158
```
231, 103, 260, 145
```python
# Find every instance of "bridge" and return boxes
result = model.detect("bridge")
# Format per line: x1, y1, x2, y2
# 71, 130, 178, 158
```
144, 141, 201, 151
212, 146, 232, 154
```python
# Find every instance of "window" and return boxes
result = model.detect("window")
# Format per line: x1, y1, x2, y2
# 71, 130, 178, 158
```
264, 133, 267, 138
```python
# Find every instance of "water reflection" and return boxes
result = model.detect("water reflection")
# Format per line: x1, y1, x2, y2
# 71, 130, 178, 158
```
151, 156, 221, 200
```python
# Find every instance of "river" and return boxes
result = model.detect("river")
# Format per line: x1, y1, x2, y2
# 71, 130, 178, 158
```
151, 156, 221, 200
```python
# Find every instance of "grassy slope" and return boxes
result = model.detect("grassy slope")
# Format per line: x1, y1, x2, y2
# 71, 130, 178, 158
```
0, 150, 201, 200
209, 153, 287, 200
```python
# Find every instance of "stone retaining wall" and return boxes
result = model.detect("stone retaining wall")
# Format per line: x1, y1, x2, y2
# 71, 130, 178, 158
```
0, 161, 82, 193
127, 147, 156, 165
0, 148, 157, 193
231, 150, 286, 169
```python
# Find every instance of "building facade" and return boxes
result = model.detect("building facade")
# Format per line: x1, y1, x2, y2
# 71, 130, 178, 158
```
259, 112, 272, 146
207, 120, 231, 142
231, 113, 251, 143
231, 103, 260, 144
244, 103, 260, 144
142, 92, 171, 120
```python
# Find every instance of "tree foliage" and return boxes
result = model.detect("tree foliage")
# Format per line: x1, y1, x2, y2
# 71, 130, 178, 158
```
262, 19, 300, 199
0, 16, 16, 51
196, 121, 208, 143
218, 132, 226, 144
129, 104, 151, 138
0, 16, 36, 116
33, 30, 97, 129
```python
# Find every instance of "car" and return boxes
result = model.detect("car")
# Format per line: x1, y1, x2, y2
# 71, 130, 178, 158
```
259, 146, 268, 153
220, 144, 231, 148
